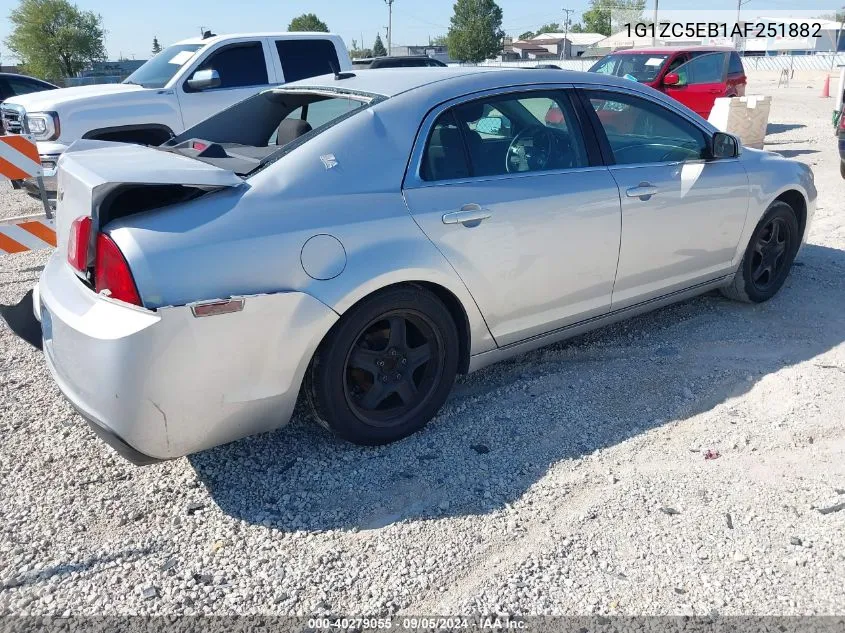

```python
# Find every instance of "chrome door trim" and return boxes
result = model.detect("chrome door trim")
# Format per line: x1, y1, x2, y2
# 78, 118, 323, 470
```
403, 82, 593, 190
467, 273, 732, 374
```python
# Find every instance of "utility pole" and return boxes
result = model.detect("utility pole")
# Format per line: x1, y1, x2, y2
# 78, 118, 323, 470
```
653, 0, 659, 46
735, 0, 751, 51
385, 0, 395, 56
561, 8, 574, 60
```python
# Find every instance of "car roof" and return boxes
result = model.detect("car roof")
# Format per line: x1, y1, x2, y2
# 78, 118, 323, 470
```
281, 67, 647, 99
174, 32, 343, 46
608, 46, 735, 54
0, 72, 57, 86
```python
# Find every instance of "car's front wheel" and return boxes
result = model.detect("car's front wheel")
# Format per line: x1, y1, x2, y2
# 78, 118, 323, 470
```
307, 285, 459, 445
721, 200, 800, 303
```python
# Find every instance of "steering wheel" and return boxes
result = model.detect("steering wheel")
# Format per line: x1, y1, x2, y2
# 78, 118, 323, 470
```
506, 125, 553, 174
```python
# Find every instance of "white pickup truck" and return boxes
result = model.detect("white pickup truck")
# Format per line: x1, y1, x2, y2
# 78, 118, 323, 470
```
2, 31, 351, 197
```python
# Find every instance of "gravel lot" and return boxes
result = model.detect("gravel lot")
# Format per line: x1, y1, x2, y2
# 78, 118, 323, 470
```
1, 76, 844, 618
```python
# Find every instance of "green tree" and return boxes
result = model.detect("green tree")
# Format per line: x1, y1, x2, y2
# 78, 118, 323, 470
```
151, 36, 162, 55
373, 33, 387, 57
446, 0, 504, 63
569, 23, 585, 33
351, 48, 373, 59
518, 30, 535, 40
534, 22, 561, 35
582, 0, 645, 36
431, 34, 448, 46
288, 13, 329, 32
5, 0, 106, 81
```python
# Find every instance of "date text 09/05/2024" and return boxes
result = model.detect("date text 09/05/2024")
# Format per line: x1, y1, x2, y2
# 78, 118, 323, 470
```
624, 22, 824, 39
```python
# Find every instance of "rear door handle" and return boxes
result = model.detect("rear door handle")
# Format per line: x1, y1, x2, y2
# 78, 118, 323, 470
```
625, 183, 659, 200
442, 205, 492, 226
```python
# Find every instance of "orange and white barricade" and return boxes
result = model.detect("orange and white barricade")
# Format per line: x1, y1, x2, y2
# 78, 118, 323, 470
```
0, 213, 56, 254
0, 134, 54, 252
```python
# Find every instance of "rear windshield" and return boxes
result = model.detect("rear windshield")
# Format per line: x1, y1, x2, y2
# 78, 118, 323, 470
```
160, 88, 378, 176
589, 53, 670, 82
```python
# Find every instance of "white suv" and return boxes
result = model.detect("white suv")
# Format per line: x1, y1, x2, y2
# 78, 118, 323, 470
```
2, 32, 351, 198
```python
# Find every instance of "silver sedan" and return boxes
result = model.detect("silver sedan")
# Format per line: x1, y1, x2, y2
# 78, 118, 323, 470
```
34, 68, 816, 463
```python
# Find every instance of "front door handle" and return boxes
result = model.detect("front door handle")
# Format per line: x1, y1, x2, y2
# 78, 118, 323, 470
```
442, 204, 492, 227
626, 183, 659, 200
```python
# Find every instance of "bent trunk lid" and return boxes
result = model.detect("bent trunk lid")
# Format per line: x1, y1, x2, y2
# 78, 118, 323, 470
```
55, 140, 243, 261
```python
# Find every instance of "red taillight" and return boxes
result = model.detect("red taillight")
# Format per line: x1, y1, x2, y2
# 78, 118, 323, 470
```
839, 109, 845, 131
67, 216, 91, 272
94, 233, 141, 306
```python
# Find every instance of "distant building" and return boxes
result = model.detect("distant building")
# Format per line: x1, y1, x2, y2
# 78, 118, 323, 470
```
389, 45, 454, 65
80, 59, 147, 78
507, 33, 607, 61
64, 59, 148, 87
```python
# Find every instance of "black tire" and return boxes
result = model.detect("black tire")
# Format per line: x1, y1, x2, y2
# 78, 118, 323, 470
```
306, 285, 459, 445
840, 160, 845, 179
721, 200, 800, 303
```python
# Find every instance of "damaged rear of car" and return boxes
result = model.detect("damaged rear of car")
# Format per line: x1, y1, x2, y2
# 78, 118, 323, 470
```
36, 84, 382, 462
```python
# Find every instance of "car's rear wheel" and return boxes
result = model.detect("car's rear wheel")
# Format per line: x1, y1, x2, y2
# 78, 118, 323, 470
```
721, 201, 800, 303
840, 160, 845, 179
307, 285, 459, 445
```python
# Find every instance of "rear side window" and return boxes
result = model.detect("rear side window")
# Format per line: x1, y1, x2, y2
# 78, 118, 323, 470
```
277, 39, 340, 82
422, 111, 471, 181
729, 52, 744, 75
422, 90, 587, 181
195, 43, 268, 89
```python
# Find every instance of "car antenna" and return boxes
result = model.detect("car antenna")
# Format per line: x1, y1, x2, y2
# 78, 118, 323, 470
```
329, 59, 355, 80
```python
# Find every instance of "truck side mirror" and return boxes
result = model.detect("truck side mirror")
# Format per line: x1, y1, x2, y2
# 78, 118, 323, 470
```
187, 69, 221, 91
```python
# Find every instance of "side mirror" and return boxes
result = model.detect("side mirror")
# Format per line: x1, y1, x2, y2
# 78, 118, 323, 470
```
663, 72, 682, 87
187, 69, 221, 91
711, 132, 740, 159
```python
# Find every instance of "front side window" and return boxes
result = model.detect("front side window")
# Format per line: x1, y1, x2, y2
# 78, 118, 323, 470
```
277, 39, 340, 83
584, 90, 708, 164
191, 42, 268, 91
124, 44, 203, 88
421, 91, 587, 181
673, 52, 728, 85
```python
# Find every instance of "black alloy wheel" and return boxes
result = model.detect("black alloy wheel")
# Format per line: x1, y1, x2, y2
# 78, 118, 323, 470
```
721, 201, 800, 303
749, 215, 792, 293
344, 311, 442, 427
307, 286, 459, 445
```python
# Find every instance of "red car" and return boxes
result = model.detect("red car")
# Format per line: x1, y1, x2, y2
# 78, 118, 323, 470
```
586, 47, 746, 119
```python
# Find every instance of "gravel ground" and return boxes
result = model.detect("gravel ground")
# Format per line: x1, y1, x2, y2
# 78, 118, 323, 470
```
1, 77, 844, 618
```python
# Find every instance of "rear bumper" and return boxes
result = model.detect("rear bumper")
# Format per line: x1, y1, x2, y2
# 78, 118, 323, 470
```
38, 253, 338, 462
